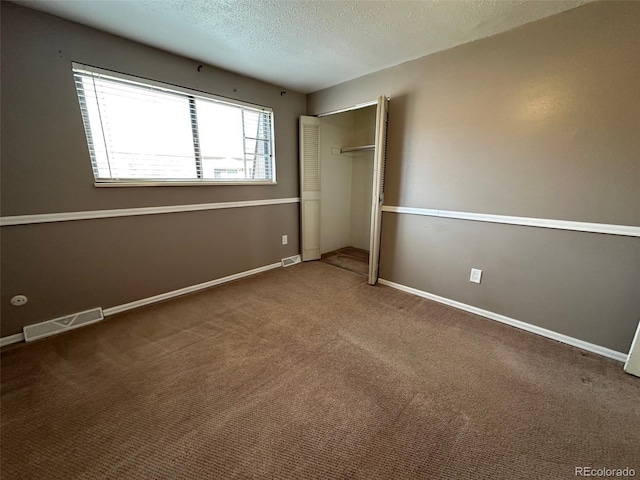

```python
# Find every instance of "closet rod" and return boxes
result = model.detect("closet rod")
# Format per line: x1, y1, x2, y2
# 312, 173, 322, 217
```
340, 144, 375, 154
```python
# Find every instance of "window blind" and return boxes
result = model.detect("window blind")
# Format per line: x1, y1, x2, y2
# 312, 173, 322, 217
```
72, 64, 275, 184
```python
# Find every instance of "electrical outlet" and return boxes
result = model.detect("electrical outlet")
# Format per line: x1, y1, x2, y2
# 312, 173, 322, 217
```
282, 235, 288, 245
10, 295, 28, 306
470, 268, 482, 284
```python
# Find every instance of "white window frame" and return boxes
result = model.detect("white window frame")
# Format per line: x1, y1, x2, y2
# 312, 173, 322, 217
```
72, 62, 276, 187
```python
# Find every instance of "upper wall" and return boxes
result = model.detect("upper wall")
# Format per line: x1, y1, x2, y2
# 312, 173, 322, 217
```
1, 2, 306, 217
309, 1, 640, 227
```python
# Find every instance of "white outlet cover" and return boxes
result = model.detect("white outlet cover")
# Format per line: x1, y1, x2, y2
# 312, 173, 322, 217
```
10, 295, 28, 306
282, 235, 288, 245
470, 268, 482, 284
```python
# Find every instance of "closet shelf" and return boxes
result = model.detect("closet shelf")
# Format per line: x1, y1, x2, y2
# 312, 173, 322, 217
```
340, 144, 374, 154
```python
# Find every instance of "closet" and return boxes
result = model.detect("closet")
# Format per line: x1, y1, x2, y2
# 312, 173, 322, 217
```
300, 96, 388, 285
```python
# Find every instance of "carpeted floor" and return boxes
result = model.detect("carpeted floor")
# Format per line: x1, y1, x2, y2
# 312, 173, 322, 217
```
321, 247, 369, 276
1, 262, 638, 479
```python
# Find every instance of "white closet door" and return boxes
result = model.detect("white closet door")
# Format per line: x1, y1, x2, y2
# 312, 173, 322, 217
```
299, 116, 321, 261
368, 95, 389, 285
624, 322, 640, 377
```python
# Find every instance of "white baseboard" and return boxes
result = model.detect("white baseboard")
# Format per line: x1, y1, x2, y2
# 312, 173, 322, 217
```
0, 333, 25, 347
378, 278, 628, 363
103, 262, 282, 316
1, 262, 283, 348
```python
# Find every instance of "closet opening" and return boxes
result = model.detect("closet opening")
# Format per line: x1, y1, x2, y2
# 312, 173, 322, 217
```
299, 96, 388, 285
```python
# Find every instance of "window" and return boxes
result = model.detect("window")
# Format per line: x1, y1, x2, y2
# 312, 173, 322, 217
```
72, 63, 275, 185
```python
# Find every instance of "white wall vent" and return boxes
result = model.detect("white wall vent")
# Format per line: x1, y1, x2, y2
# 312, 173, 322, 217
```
23, 307, 104, 342
281, 255, 302, 267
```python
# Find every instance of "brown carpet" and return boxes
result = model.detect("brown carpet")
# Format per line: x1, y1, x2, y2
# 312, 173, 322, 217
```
321, 247, 369, 276
1, 262, 638, 479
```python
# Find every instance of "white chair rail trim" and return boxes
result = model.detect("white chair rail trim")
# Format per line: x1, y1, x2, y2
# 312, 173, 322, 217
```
381, 205, 640, 237
0, 197, 301, 226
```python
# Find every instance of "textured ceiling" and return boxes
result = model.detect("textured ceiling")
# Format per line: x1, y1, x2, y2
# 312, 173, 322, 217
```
17, 0, 591, 93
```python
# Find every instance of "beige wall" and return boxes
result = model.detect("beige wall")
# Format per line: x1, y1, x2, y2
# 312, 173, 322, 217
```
309, 1, 640, 354
319, 111, 355, 254
319, 106, 376, 254
349, 107, 376, 251
349, 151, 374, 251
0, 3, 305, 336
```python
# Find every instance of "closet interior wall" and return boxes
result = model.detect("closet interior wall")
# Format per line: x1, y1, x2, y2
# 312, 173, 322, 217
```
319, 106, 376, 254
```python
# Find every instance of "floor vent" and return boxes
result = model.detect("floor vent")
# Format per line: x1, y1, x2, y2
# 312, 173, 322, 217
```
281, 255, 302, 267
23, 307, 104, 342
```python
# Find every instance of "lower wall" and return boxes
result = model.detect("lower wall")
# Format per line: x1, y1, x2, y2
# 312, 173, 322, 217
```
0, 203, 299, 337
380, 212, 640, 354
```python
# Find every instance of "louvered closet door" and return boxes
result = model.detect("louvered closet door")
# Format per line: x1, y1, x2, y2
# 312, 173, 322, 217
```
368, 96, 389, 285
299, 116, 321, 261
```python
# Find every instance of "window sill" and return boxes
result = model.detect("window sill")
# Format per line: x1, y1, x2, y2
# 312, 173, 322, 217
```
94, 181, 277, 187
